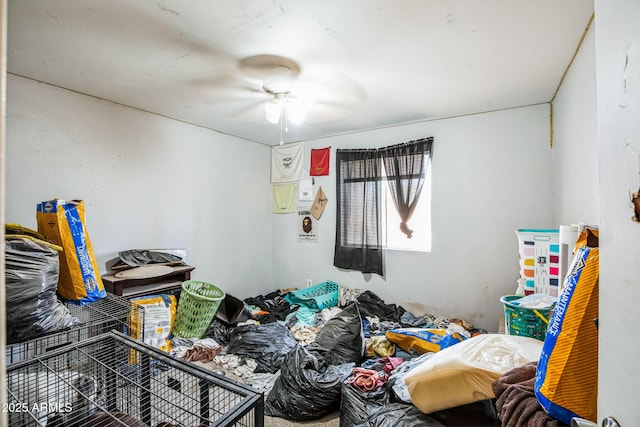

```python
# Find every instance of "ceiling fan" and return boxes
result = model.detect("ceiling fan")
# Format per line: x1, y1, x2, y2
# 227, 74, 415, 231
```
199, 54, 366, 132
259, 64, 307, 126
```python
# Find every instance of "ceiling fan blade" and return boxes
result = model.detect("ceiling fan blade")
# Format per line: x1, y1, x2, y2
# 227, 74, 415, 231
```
284, 70, 366, 123
229, 100, 267, 119
189, 73, 265, 97
238, 54, 301, 79
299, 70, 365, 101
191, 53, 365, 125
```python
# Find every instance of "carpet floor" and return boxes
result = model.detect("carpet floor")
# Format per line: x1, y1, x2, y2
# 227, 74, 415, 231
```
265, 411, 340, 427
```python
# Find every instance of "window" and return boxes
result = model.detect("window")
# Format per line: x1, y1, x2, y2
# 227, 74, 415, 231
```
334, 148, 384, 275
334, 138, 433, 275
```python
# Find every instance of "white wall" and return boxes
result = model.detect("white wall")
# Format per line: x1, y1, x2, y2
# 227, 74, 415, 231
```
552, 5, 640, 422
594, 1, 640, 424
5, 74, 273, 299
4, 72, 579, 336
552, 20, 598, 226
272, 104, 553, 332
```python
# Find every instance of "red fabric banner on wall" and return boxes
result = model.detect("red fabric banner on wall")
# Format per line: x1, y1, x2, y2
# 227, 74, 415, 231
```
310, 147, 331, 176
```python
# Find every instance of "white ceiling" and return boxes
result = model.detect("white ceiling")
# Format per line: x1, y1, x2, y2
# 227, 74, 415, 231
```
7, 0, 594, 146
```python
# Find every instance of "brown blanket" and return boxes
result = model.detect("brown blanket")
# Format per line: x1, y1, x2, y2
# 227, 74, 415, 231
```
492, 361, 567, 427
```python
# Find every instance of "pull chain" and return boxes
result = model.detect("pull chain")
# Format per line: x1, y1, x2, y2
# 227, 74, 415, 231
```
279, 101, 289, 145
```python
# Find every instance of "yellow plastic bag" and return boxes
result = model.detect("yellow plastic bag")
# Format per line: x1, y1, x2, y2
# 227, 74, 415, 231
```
36, 199, 105, 304
534, 227, 599, 424
405, 334, 543, 413
385, 328, 466, 354
129, 294, 177, 353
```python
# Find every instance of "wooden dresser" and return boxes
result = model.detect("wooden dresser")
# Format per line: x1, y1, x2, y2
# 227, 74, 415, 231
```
102, 265, 194, 298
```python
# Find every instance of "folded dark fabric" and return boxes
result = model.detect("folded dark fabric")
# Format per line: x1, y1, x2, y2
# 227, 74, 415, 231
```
492, 361, 568, 427
492, 361, 538, 397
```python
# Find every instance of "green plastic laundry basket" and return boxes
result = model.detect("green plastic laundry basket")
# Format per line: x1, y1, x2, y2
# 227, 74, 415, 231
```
501, 295, 555, 341
172, 280, 225, 339
286, 281, 340, 310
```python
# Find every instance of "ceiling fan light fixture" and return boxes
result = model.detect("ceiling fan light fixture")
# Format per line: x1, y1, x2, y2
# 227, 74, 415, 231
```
265, 97, 283, 124
265, 93, 309, 125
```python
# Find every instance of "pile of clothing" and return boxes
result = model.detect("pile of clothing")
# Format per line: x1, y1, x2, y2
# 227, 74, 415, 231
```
170, 284, 497, 426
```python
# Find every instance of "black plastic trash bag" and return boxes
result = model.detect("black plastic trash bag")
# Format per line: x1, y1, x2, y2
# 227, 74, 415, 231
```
354, 402, 445, 427
5, 237, 79, 344
340, 382, 391, 427
226, 322, 297, 373
204, 319, 232, 346
356, 291, 407, 323
429, 400, 500, 426
306, 303, 365, 366
265, 344, 355, 421
215, 293, 252, 326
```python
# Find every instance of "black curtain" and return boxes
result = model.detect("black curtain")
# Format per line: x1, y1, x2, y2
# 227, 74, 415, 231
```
379, 137, 433, 238
334, 148, 384, 275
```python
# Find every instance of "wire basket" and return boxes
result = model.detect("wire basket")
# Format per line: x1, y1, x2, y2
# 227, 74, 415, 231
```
286, 281, 340, 310
501, 295, 555, 341
172, 280, 225, 339
6, 293, 140, 366
5, 331, 263, 426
